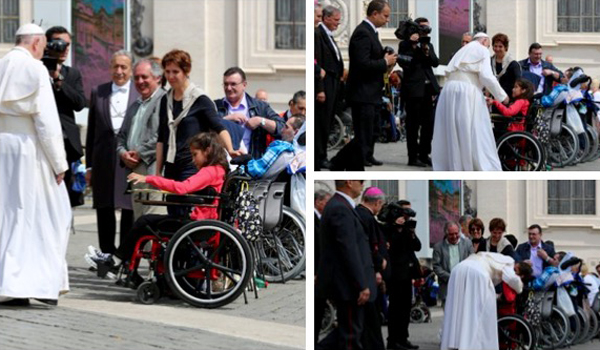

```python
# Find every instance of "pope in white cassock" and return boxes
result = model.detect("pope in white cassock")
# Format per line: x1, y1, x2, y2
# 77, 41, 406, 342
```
0, 24, 72, 305
432, 33, 509, 171
441, 252, 528, 350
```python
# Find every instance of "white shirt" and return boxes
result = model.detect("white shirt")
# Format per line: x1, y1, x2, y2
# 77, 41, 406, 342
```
110, 81, 130, 133
335, 191, 356, 208
320, 23, 341, 61
529, 242, 544, 277
527, 59, 545, 94
314, 208, 322, 220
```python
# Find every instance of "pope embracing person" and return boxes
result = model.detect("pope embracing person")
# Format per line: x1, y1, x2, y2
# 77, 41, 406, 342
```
0, 23, 72, 306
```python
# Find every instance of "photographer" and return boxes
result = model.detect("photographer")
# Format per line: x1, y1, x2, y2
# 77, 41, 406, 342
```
380, 199, 421, 350
45, 26, 87, 207
396, 17, 439, 168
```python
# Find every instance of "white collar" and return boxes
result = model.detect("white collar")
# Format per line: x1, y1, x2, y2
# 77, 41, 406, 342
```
336, 191, 356, 208
140, 87, 160, 104
320, 22, 334, 37
112, 81, 130, 94
530, 241, 542, 249
314, 208, 322, 220
225, 94, 248, 110
364, 19, 378, 33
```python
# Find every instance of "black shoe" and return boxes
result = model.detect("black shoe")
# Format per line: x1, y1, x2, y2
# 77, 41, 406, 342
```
419, 156, 432, 166
367, 157, 383, 166
364, 160, 373, 167
34, 298, 58, 306
400, 341, 419, 350
408, 159, 427, 167
0, 298, 30, 306
387, 342, 409, 350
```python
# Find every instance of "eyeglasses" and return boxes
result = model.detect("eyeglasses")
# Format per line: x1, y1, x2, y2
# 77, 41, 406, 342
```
223, 82, 243, 88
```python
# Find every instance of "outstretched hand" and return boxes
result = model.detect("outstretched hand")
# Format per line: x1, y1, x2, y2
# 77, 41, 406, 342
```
127, 172, 147, 185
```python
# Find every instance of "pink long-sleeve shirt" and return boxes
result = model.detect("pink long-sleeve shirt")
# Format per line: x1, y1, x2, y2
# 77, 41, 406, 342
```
492, 99, 529, 132
146, 165, 226, 220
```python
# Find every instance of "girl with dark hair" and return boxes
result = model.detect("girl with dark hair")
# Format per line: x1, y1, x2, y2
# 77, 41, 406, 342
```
86, 132, 229, 281
487, 78, 535, 132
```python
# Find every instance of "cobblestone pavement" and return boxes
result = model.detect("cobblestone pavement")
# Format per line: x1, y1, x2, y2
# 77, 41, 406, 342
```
0, 204, 305, 350
327, 139, 600, 171
355, 307, 600, 350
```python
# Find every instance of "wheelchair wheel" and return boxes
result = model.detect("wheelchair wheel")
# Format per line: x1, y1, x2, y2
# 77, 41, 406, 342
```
497, 314, 536, 350
321, 300, 336, 335
164, 220, 252, 309
328, 115, 345, 151
256, 206, 306, 283
410, 306, 426, 323
496, 131, 545, 171
537, 306, 569, 350
545, 123, 578, 168
565, 311, 582, 346
582, 124, 599, 163
136, 281, 161, 305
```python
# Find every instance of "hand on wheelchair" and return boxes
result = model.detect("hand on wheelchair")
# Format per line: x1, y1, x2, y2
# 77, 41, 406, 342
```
128, 172, 147, 185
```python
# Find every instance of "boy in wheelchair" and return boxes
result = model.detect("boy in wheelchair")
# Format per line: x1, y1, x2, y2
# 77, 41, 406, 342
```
85, 132, 229, 287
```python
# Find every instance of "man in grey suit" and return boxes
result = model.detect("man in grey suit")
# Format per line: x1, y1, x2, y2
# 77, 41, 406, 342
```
433, 221, 474, 305
116, 59, 166, 219
86, 50, 140, 256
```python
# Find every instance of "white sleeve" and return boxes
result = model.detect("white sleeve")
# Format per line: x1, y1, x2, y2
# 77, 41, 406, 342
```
33, 66, 68, 175
502, 264, 523, 294
478, 54, 508, 102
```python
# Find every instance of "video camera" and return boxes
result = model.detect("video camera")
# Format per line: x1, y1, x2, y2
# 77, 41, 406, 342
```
394, 17, 432, 43
377, 201, 417, 228
42, 38, 69, 72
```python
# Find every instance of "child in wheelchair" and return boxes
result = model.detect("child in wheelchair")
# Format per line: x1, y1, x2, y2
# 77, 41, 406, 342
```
487, 78, 535, 137
85, 132, 229, 287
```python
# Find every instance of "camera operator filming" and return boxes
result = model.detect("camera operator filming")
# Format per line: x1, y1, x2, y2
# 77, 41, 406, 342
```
396, 17, 440, 168
379, 200, 422, 350
44, 26, 87, 207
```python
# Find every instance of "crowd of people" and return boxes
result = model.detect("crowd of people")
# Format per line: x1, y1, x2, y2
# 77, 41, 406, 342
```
0, 23, 306, 306
315, 0, 600, 171
314, 182, 600, 350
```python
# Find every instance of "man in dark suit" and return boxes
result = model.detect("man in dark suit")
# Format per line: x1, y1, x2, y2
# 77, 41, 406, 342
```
384, 200, 421, 350
356, 187, 389, 350
397, 17, 440, 167
45, 26, 87, 207
316, 180, 376, 350
86, 50, 140, 255
315, 5, 344, 170
519, 43, 563, 96
515, 224, 557, 278
346, 0, 396, 167
314, 187, 332, 344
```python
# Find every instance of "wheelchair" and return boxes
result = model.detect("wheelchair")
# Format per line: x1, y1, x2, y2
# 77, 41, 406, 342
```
492, 103, 546, 171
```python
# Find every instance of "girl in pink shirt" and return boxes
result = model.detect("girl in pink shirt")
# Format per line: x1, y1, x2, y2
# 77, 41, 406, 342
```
88, 132, 230, 282
487, 78, 535, 132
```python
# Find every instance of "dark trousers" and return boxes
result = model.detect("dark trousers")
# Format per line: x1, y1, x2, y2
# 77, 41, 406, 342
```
315, 78, 340, 169
387, 278, 412, 345
352, 102, 378, 163
317, 300, 365, 350
361, 301, 385, 350
96, 207, 134, 254
330, 138, 365, 171
115, 214, 189, 262
405, 93, 434, 161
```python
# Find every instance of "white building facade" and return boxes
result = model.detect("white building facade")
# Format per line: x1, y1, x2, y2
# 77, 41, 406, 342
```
321, 0, 600, 80
0, 0, 306, 114
316, 179, 600, 270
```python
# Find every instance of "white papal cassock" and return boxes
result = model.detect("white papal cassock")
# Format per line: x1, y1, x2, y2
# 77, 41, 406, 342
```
432, 40, 508, 171
0, 46, 72, 300
441, 252, 523, 350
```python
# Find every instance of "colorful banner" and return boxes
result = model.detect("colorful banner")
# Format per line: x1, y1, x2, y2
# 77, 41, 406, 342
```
438, 0, 471, 65
72, 0, 125, 103
429, 180, 461, 247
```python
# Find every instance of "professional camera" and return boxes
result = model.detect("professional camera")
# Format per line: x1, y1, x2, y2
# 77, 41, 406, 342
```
42, 38, 69, 72
394, 18, 432, 42
378, 201, 417, 228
